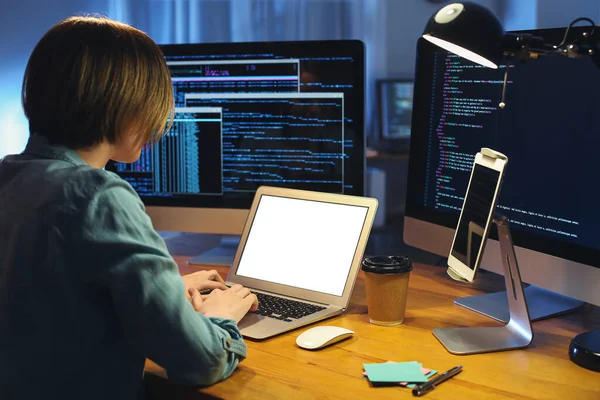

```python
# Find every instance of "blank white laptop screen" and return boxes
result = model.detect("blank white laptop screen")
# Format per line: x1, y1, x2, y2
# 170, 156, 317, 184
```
236, 195, 369, 296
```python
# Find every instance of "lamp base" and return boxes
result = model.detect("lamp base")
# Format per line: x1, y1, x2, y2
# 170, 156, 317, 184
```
569, 330, 600, 372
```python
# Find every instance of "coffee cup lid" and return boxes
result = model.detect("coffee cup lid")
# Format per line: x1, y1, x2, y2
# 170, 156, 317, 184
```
361, 255, 413, 274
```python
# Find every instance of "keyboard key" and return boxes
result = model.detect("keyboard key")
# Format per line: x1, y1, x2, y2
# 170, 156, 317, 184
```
250, 292, 326, 321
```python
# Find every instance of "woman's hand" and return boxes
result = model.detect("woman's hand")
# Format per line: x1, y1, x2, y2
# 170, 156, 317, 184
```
188, 284, 259, 323
182, 270, 227, 298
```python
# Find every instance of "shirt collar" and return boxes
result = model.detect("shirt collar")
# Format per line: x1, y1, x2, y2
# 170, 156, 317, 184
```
22, 135, 88, 166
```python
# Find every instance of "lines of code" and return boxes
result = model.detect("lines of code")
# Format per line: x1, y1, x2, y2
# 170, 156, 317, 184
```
496, 204, 579, 239
115, 43, 364, 208
185, 93, 344, 193
112, 108, 223, 196
426, 53, 502, 211
419, 50, 584, 243
167, 59, 299, 106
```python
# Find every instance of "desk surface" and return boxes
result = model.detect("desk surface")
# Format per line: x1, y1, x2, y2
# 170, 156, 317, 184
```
145, 256, 600, 399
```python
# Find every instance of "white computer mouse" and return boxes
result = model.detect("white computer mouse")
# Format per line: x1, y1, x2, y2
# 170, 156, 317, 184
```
296, 326, 354, 350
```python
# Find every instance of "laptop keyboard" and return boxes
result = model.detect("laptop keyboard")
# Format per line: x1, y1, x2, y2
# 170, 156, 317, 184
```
250, 292, 326, 322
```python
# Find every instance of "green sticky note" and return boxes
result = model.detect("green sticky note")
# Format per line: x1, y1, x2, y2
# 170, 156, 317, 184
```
363, 362, 429, 383
406, 370, 438, 388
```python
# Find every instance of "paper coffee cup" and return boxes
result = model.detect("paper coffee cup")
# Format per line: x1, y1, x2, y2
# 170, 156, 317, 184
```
362, 255, 412, 326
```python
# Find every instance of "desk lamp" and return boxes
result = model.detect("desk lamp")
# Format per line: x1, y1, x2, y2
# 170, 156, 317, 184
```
423, 2, 600, 108
422, 2, 600, 371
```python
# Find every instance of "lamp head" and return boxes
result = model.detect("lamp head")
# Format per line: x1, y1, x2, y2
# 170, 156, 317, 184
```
422, 2, 505, 69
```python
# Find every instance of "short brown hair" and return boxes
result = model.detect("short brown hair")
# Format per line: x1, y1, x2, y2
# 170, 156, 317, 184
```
22, 16, 173, 149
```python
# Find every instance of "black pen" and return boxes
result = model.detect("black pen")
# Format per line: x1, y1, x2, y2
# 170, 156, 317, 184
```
412, 365, 462, 396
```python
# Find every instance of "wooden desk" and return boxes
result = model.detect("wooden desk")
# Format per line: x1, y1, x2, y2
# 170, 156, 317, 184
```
145, 256, 600, 399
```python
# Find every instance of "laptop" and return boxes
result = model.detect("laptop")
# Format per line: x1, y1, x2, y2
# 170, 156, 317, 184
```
226, 186, 378, 340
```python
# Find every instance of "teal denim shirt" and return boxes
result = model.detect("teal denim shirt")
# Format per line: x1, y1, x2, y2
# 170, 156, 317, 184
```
0, 135, 246, 399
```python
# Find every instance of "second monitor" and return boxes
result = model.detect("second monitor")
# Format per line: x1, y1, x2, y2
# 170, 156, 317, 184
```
108, 40, 365, 265
404, 26, 600, 319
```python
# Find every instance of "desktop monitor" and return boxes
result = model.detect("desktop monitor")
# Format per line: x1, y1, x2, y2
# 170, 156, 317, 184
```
404, 26, 600, 311
107, 40, 365, 264
376, 79, 414, 152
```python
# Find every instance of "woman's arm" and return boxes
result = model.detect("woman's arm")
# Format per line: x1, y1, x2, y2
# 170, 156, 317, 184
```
75, 175, 247, 386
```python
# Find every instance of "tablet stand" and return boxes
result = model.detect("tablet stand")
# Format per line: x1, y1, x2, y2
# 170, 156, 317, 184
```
433, 217, 534, 355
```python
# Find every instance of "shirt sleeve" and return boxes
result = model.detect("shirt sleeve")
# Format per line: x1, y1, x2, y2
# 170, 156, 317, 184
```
73, 174, 246, 386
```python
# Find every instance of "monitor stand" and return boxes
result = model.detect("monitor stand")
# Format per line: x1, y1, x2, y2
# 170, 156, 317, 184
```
455, 285, 584, 323
187, 235, 241, 267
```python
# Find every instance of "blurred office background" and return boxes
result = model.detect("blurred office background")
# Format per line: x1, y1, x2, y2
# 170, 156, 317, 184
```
1, 0, 599, 223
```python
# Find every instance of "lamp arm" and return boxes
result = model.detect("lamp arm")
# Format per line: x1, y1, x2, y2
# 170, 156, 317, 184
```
558, 26, 600, 70
503, 33, 560, 60
556, 17, 596, 48
498, 22, 600, 109
503, 18, 600, 70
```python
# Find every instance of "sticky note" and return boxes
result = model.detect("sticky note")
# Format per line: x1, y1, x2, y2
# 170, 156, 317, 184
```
405, 370, 437, 388
363, 361, 429, 383
362, 366, 432, 379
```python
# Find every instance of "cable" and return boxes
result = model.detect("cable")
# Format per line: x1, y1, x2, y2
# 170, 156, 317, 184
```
556, 17, 596, 49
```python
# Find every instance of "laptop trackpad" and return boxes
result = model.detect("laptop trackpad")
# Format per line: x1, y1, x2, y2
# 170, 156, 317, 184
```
238, 313, 262, 329
238, 313, 296, 340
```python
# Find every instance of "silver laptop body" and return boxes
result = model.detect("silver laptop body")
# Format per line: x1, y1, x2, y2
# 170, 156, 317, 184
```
226, 186, 378, 340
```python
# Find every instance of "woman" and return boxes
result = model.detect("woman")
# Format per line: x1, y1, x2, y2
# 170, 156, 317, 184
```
0, 16, 257, 399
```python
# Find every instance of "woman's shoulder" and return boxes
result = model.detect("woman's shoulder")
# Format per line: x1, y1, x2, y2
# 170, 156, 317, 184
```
51, 164, 141, 213
69, 164, 128, 188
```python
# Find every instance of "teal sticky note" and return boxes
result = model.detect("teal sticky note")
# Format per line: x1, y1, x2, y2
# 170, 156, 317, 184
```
363, 362, 429, 383
406, 370, 438, 388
